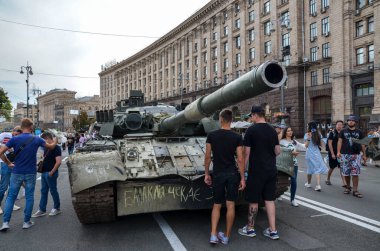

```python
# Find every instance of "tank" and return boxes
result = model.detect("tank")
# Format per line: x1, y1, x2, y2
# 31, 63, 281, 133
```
67, 61, 293, 224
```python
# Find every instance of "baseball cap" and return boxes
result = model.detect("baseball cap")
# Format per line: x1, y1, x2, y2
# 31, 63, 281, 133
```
347, 115, 359, 122
249, 106, 265, 115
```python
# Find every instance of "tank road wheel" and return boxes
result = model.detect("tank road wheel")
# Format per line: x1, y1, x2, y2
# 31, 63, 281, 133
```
276, 171, 291, 198
71, 182, 116, 224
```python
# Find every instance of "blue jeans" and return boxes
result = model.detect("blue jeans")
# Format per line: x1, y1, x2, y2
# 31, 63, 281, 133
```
68, 146, 74, 155
0, 162, 12, 206
290, 166, 298, 201
3, 173, 36, 223
39, 171, 60, 212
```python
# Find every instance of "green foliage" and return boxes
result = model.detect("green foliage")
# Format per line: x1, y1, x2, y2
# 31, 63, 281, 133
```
0, 88, 13, 121
72, 110, 93, 131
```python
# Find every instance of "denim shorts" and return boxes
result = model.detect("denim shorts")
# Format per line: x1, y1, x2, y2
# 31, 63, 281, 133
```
212, 172, 240, 204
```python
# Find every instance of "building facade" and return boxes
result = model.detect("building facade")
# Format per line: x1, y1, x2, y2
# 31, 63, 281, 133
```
13, 102, 38, 124
99, 0, 379, 136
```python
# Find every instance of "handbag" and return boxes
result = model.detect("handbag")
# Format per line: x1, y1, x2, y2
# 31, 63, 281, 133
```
6, 136, 35, 163
37, 150, 50, 173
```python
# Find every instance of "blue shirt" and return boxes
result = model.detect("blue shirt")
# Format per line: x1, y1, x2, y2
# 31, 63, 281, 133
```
6, 133, 46, 174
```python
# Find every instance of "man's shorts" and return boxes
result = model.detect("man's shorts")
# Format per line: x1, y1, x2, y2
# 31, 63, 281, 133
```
328, 155, 340, 169
341, 154, 361, 176
212, 172, 240, 204
245, 172, 277, 203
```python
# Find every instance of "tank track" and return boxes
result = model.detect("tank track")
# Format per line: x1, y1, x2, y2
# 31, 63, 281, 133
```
71, 182, 116, 224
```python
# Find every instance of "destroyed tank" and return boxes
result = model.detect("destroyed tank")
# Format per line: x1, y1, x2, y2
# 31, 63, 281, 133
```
67, 61, 293, 224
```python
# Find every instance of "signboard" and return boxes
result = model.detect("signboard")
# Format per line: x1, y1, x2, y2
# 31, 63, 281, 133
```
70, 110, 79, 115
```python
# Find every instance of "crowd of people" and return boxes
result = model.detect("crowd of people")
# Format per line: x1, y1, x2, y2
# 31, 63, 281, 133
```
204, 107, 367, 245
0, 118, 94, 232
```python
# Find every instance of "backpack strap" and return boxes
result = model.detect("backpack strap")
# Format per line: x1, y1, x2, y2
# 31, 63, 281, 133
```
13, 136, 35, 160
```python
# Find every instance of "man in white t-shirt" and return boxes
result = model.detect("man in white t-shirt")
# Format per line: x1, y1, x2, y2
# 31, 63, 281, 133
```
0, 127, 23, 214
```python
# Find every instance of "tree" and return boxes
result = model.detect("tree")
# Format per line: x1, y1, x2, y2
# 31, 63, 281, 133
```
0, 88, 13, 121
72, 110, 95, 131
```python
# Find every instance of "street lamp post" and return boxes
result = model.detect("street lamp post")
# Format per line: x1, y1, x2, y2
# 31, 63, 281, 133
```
20, 62, 33, 119
32, 86, 42, 128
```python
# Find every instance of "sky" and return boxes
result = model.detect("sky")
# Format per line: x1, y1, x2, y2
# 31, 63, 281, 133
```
0, 0, 210, 109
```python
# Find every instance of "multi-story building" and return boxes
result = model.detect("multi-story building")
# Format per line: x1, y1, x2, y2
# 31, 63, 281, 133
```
99, 0, 379, 136
38, 89, 100, 131
13, 102, 38, 124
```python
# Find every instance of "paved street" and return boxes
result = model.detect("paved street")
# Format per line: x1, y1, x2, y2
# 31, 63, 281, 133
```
1, 151, 379, 251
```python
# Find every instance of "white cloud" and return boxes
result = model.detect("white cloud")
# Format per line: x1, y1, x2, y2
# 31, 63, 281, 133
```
0, 0, 210, 108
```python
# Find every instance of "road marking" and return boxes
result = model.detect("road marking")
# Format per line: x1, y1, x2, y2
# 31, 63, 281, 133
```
284, 192, 380, 227
310, 213, 328, 218
282, 195, 380, 233
153, 213, 187, 251
62, 157, 68, 162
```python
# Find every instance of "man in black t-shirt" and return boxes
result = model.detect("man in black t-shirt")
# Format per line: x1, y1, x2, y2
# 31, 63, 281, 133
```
32, 132, 62, 218
337, 115, 366, 198
204, 109, 245, 245
326, 120, 347, 187
238, 106, 281, 240
66, 133, 75, 155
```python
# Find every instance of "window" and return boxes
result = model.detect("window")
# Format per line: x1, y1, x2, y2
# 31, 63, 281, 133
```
321, 0, 329, 9
356, 20, 364, 37
368, 16, 374, 33
235, 3, 240, 13
235, 19, 241, 29
194, 56, 199, 66
223, 26, 229, 36
311, 71, 318, 86
369, 0, 374, 4
282, 33, 290, 47
248, 29, 255, 42
323, 68, 330, 84
247, 0, 254, 5
235, 36, 241, 48
224, 74, 229, 84
368, 44, 374, 63
310, 22, 317, 40
356, 48, 364, 65
212, 32, 218, 41
322, 42, 330, 58
264, 41, 272, 54
264, 21, 272, 35
281, 11, 290, 27
356, 84, 374, 96
356, 0, 365, 9
223, 42, 229, 54
311, 46, 318, 61
236, 70, 242, 79
212, 47, 218, 58
249, 48, 255, 61
310, 0, 317, 15
264, 1, 270, 14
321, 17, 329, 35
249, 10, 255, 22
283, 55, 290, 66
194, 43, 198, 52
194, 69, 199, 79
213, 63, 218, 73
203, 52, 208, 63
203, 38, 208, 48
223, 58, 229, 69
223, 10, 228, 20
203, 66, 208, 77
236, 53, 241, 65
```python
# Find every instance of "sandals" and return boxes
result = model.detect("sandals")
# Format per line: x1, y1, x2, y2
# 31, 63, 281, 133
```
352, 191, 363, 198
343, 186, 352, 194
325, 180, 332, 185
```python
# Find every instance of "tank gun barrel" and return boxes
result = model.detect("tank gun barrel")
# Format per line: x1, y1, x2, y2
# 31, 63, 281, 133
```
160, 61, 287, 132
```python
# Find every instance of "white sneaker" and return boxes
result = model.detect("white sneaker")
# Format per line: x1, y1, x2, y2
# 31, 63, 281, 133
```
0, 207, 3, 215
0, 222, 10, 232
49, 209, 61, 216
291, 200, 299, 207
304, 182, 311, 188
22, 221, 34, 229
13, 205, 21, 211
314, 185, 321, 191
32, 210, 47, 218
